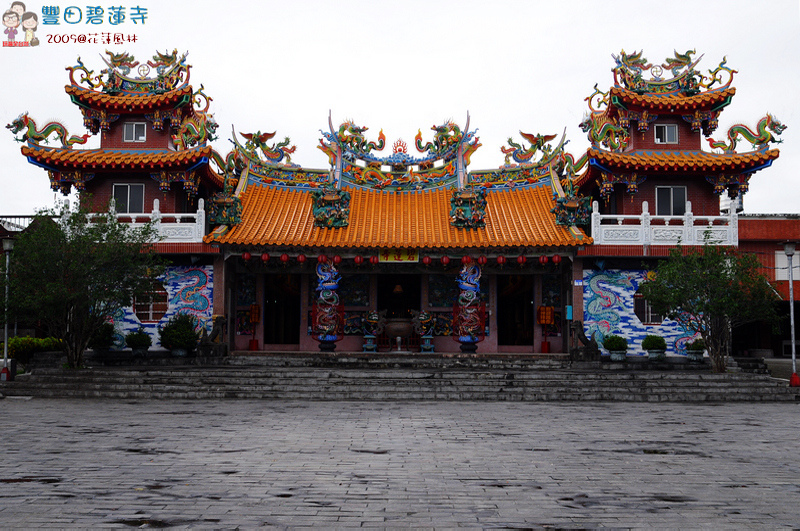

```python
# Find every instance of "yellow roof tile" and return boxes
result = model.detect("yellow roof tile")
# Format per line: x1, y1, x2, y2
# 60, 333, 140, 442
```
211, 185, 588, 249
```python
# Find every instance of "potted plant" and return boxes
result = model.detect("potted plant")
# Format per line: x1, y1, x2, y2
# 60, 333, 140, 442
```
604, 334, 628, 362
642, 334, 667, 361
685, 338, 706, 362
125, 328, 152, 358
89, 322, 115, 352
159, 313, 199, 357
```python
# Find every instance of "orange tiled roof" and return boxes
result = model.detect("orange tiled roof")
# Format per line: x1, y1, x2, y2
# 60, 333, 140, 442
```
575, 147, 779, 187
65, 84, 194, 111
587, 147, 779, 171
209, 184, 588, 249
21, 144, 213, 170
609, 86, 736, 111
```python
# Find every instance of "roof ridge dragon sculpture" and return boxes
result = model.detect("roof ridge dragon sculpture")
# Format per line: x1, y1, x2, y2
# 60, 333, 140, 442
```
707, 114, 787, 153
6, 112, 91, 149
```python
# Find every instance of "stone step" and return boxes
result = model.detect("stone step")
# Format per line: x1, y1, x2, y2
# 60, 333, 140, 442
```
3, 364, 798, 401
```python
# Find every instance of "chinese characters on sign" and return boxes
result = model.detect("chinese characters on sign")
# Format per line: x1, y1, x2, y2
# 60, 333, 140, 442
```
379, 249, 419, 263
3, 4, 148, 48
41, 5, 148, 25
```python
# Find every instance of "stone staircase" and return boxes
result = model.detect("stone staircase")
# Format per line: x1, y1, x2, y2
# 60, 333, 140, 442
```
2, 353, 798, 401
733, 356, 771, 374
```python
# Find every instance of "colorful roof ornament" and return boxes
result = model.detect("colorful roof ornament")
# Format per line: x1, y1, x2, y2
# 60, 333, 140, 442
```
6, 113, 91, 149
707, 114, 787, 153
469, 130, 572, 189
318, 113, 480, 191
66, 49, 191, 95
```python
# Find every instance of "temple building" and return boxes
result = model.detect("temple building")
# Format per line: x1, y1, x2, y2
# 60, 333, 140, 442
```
7, 49, 793, 358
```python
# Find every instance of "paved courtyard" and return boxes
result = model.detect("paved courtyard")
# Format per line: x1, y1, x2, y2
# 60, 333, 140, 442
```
1, 399, 799, 529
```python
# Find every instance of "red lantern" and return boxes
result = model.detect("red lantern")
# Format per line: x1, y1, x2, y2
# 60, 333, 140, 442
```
516, 255, 526, 265
422, 256, 432, 266
242, 252, 251, 262
370, 255, 379, 265
354, 255, 364, 265
461, 256, 471, 265
280, 253, 290, 263
477, 255, 487, 266
552, 254, 562, 265
497, 255, 507, 266
297, 254, 306, 264
261, 252, 270, 263
317, 254, 327, 263
539, 255, 548, 265
441, 256, 451, 266
333, 255, 342, 265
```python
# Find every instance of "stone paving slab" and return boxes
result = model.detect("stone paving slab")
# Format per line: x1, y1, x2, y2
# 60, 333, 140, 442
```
0, 399, 798, 528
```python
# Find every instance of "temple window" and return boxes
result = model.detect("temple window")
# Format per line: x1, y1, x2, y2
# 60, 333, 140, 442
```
655, 186, 686, 216
133, 282, 168, 323
113, 183, 145, 214
634, 290, 664, 325
654, 124, 678, 144
123, 122, 147, 142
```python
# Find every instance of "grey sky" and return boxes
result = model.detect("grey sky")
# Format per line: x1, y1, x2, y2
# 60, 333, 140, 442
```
2, 0, 798, 214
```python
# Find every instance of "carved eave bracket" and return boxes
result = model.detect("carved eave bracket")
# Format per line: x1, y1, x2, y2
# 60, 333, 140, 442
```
150, 170, 199, 196
682, 111, 720, 136
48, 170, 95, 195
145, 109, 184, 132
596, 172, 646, 201
706, 173, 752, 198
449, 188, 487, 229
311, 186, 351, 228
80, 108, 120, 134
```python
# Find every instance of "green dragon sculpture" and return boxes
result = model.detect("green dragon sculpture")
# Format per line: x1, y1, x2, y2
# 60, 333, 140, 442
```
240, 130, 297, 165
661, 49, 696, 76
707, 114, 787, 152
580, 112, 629, 152
6, 113, 91, 148
415, 121, 463, 154
500, 132, 557, 165
172, 112, 218, 150
337, 121, 385, 154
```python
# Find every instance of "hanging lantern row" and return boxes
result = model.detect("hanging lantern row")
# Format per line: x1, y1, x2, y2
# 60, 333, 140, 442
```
241, 252, 563, 266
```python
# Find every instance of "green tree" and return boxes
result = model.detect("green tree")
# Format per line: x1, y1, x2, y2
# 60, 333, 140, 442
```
5, 204, 164, 368
639, 242, 778, 373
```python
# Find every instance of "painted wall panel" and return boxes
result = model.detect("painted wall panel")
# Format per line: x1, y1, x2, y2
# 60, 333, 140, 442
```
583, 268, 700, 356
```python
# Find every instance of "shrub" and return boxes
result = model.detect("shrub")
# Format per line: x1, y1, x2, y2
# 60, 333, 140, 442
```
125, 328, 152, 350
604, 334, 628, 351
686, 338, 706, 351
159, 313, 199, 351
7, 336, 63, 367
88, 322, 115, 350
642, 335, 667, 351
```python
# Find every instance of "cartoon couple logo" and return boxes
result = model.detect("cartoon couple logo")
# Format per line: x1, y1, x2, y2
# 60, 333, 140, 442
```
3, 1, 38, 46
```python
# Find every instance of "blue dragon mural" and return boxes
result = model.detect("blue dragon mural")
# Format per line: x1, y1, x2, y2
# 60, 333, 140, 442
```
111, 265, 214, 349
583, 268, 699, 355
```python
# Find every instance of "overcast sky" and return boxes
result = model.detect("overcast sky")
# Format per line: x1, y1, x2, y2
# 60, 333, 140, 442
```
2, 0, 799, 214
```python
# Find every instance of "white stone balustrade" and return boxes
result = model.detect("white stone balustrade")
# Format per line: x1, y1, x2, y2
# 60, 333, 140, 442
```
96, 198, 207, 243
591, 200, 738, 247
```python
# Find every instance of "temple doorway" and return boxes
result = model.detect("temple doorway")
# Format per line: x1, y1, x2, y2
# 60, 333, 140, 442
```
263, 274, 301, 344
497, 275, 535, 345
377, 274, 421, 318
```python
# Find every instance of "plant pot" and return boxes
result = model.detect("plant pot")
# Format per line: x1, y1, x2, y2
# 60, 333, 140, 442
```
608, 350, 627, 362
171, 348, 190, 357
686, 349, 704, 362
647, 349, 666, 361
131, 348, 149, 358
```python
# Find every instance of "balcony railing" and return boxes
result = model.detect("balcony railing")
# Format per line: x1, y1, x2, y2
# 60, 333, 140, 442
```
98, 198, 207, 243
591, 200, 738, 247
1, 199, 207, 244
